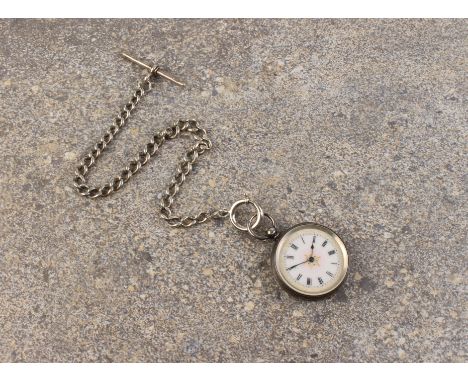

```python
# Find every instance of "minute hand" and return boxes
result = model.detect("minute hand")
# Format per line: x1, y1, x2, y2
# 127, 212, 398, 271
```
286, 259, 309, 271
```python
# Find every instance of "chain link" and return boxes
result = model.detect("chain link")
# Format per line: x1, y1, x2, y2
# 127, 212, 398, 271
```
73, 70, 229, 227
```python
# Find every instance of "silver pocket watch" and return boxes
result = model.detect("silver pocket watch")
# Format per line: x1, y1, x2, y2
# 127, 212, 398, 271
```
74, 53, 349, 299
229, 200, 348, 298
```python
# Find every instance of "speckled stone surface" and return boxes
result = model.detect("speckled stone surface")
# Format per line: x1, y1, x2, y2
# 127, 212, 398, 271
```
0, 19, 466, 362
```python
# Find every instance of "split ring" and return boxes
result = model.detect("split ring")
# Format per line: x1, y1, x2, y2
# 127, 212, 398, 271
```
229, 199, 263, 231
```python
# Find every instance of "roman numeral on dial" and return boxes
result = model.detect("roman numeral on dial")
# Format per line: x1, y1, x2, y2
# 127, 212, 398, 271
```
307, 277, 311, 285
296, 274, 302, 281
322, 240, 328, 247
328, 250, 336, 255
318, 277, 324, 285
291, 244, 298, 250
326, 271, 334, 277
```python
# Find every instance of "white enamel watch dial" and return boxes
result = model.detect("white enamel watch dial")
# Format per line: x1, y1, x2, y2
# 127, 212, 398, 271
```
272, 223, 348, 298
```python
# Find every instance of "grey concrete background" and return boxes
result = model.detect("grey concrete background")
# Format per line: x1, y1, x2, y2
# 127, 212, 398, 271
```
0, 19, 466, 362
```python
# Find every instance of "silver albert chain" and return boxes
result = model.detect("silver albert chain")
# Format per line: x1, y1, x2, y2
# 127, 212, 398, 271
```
74, 53, 349, 299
